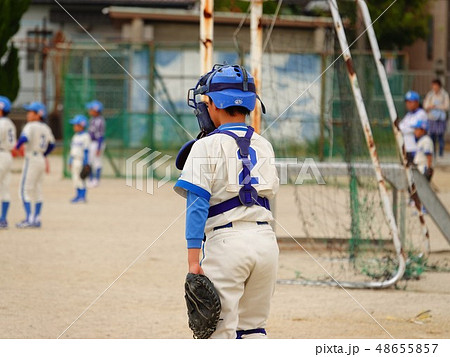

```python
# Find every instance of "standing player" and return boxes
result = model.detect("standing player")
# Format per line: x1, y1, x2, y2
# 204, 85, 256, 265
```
86, 100, 105, 187
68, 115, 91, 203
413, 119, 434, 181
174, 64, 279, 339
15, 102, 55, 228
0, 96, 17, 228
399, 91, 428, 164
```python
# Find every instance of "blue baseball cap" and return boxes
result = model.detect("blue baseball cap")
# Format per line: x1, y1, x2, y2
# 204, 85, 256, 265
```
85, 100, 103, 113
69, 114, 88, 127
24, 102, 47, 119
0, 96, 11, 114
405, 91, 420, 102
412, 119, 429, 131
207, 66, 257, 111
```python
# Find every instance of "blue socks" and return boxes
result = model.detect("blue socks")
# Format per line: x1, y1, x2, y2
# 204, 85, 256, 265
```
95, 168, 101, 181
1, 201, 9, 221
24, 201, 31, 221
35, 202, 42, 222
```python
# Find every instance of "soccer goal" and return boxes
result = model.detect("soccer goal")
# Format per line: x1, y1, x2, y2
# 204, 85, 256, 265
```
274, 0, 429, 288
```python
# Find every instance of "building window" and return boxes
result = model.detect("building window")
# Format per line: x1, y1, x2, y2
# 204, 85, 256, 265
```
26, 28, 53, 71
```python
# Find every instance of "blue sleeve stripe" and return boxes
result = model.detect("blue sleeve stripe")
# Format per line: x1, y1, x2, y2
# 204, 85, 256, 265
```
187, 238, 203, 249
174, 180, 211, 201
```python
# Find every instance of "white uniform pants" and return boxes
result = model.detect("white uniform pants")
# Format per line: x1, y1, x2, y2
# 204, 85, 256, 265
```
19, 154, 45, 203
88, 141, 105, 171
0, 151, 12, 201
71, 159, 86, 189
202, 221, 279, 339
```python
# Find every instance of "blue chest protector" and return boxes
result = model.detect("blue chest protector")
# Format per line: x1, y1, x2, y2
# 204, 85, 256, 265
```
206, 126, 270, 218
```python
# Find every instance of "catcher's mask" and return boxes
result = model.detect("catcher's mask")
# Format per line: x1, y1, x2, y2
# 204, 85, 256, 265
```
187, 64, 266, 136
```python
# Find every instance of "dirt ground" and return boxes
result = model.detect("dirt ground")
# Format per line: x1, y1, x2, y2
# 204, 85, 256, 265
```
0, 156, 449, 339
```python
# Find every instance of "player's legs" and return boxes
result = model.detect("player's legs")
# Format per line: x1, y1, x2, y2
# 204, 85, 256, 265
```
202, 230, 252, 339
18, 158, 33, 223
0, 153, 12, 226
237, 226, 279, 338
71, 159, 86, 203
33, 157, 45, 226
88, 141, 103, 186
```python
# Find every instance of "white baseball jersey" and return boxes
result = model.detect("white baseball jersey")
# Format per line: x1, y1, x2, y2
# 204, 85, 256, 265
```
21, 121, 55, 155
0, 117, 16, 151
70, 132, 91, 161
174, 126, 279, 232
414, 135, 433, 173
399, 108, 427, 153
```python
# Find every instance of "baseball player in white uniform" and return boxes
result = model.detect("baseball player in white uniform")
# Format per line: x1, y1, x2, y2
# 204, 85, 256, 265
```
174, 64, 279, 339
15, 102, 55, 228
399, 91, 428, 164
86, 100, 105, 187
0, 96, 17, 229
69, 115, 91, 203
413, 119, 434, 178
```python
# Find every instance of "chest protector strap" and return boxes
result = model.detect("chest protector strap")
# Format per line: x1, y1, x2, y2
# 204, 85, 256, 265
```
207, 126, 270, 218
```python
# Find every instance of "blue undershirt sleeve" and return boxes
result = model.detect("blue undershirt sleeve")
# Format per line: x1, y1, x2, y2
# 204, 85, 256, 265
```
186, 190, 210, 249
43, 142, 55, 156
15, 135, 28, 149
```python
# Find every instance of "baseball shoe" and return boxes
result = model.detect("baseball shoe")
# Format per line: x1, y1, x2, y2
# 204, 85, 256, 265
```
32, 220, 42, 228
71, 196, 86, 203
0, 219, 8, 229
16, 220, 34, 229
87, 179, 98, 188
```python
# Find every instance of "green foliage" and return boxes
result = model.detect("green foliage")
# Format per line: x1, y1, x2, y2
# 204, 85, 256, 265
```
214, 0, 279, 14
0, 45, 20, 101
0, 0, 31, 101
340, 0, 431, 50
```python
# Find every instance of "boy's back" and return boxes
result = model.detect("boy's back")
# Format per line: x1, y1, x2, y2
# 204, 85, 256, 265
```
22, 121, 55, 154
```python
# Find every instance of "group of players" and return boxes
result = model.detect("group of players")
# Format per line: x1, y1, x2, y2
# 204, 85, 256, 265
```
0, 96, 105, 229
400, 79, 449, 183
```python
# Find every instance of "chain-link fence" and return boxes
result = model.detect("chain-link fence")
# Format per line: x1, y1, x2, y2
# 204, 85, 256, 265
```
60, 43, 414, 177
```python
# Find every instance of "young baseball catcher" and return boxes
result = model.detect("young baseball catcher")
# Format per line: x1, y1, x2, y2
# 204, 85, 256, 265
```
175, 64, 279, 339
0, 96, 16, 229
15, 102, 55, 228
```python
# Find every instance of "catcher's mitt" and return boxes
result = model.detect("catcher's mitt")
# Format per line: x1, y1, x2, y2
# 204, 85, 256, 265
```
184, 273, 221, 339
80, 164, 92, 180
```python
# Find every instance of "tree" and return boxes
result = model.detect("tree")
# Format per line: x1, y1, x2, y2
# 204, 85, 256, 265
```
340, 0, 431, 50
0, 0, 31, 102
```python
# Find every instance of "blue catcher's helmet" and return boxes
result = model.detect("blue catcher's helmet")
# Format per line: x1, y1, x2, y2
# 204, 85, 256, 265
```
0, 96, 11, 115
412, 119, 429, 131
405, 90, 420, 102
188, 64, 266, 113
24, 102, 47, 119
86, 100, 103, 113
69, 114, 88, 127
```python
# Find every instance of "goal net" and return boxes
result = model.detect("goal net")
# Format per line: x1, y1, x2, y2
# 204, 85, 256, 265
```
265, 17, 427, 288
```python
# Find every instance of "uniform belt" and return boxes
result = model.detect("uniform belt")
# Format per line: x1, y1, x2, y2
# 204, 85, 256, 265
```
213, 221, 268, 231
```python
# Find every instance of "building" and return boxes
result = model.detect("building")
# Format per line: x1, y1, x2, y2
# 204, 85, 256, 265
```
403, 0, 449, 94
